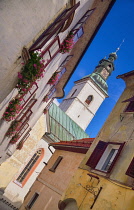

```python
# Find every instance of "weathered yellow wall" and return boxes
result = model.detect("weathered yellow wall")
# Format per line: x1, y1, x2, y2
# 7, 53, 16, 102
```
0, 114, 46, 190
61, 75, 134, 209
62, 168, 134, 210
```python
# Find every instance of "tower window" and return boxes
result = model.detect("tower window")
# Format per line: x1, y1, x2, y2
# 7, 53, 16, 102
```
14, 149, 44, 187
107, 64, 111, 70
85, 95, 93, 105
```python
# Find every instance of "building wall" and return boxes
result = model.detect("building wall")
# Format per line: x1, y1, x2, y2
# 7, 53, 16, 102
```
20, 150, 85, 210
82, 75, 134, 185
0, 0, 68, 103
62, 168, 134, 210
60, 80, 106, 130
60, 74, 134, 209
0, 114, 54, 208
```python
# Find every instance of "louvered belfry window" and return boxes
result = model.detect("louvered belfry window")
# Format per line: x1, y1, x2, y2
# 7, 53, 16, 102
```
85, 95, 93, 105
126, 158, 134, 178
86, 141, 125, 173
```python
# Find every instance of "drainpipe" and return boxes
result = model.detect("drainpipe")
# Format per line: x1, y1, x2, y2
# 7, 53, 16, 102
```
48, 145, 54, 154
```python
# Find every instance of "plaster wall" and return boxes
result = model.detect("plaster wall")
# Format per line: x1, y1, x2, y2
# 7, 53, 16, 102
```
0, 0, 95, 103
0, 0, 68, 103
20, 149, 85, 210
62, 168, 134, 210
0, 114, 54, 208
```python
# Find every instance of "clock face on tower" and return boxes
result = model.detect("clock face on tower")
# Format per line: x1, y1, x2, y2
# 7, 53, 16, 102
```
101, 68, 109, 79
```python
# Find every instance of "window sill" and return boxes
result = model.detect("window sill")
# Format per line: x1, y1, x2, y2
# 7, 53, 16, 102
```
90, 169, 109, 178
49, 168, 55, 173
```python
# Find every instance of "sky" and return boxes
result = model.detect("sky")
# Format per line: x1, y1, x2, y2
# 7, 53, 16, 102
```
58, 0, 134, 137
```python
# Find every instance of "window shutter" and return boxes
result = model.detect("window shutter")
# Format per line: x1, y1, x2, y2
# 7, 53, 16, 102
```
126, 157, 134, 178
86, 141, 108, 169
22, 47, 31, 64
29, 2, 80, 52
107, 142, 125, 173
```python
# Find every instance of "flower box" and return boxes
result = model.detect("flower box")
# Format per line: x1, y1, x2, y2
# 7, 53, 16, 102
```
47, 72, 59, 85
16, 52, 46, 95
2, 98, 23, 122
6, 120, 22, 137
16, 141, 24, 150
60, 32, 75, 54
43, 95, 49, 102
10, 134, 20, 144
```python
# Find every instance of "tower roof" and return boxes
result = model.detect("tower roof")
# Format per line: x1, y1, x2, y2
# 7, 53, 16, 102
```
77, 51, 117, 95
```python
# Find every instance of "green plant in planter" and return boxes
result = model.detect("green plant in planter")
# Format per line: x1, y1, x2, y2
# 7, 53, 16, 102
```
47, 72, 59, 85
2, 98, 23, 122
60, 32, 75, 54
16, 141, 24, 150
10, 133, 20, 144
6, 120, 21, 137
16, 52, 45, 94
43, 95, 49, 102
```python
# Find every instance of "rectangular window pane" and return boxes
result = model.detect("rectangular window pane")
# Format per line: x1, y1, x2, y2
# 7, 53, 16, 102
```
101, 149, 118, 171
49, 156, 63, 172
27, 193, 39, 209
49, 39, 59, 57
73, 27, 84, 43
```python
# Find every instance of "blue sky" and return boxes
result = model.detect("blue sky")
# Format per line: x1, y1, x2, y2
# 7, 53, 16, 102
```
58, 0, 134, 137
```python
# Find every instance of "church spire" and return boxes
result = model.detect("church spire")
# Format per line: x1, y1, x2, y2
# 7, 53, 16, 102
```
84, 51, 118, 95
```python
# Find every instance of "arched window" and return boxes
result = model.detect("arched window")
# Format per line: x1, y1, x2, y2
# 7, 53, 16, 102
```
85, 95, 93, 105
14, 148, 44, 187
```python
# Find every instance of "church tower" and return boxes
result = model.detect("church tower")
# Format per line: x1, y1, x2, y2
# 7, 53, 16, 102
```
59, 52, 117, 130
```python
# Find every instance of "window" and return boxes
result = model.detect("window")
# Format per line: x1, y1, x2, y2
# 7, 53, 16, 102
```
73, 27, 84, 43
60, 55, 73, 67
29, 2, 80, 52
125, 101, 134, 112
70, 8, 95, 44
19, 83, 38, 108
27, 192, 39, 209
123, 96, 134, 112
86, 141, 125, 173
49, 156, 63, 172
126, 158, 134, 178
15, 149, 44, 187
85, 95, 93, 105
17, 98, 37, 129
